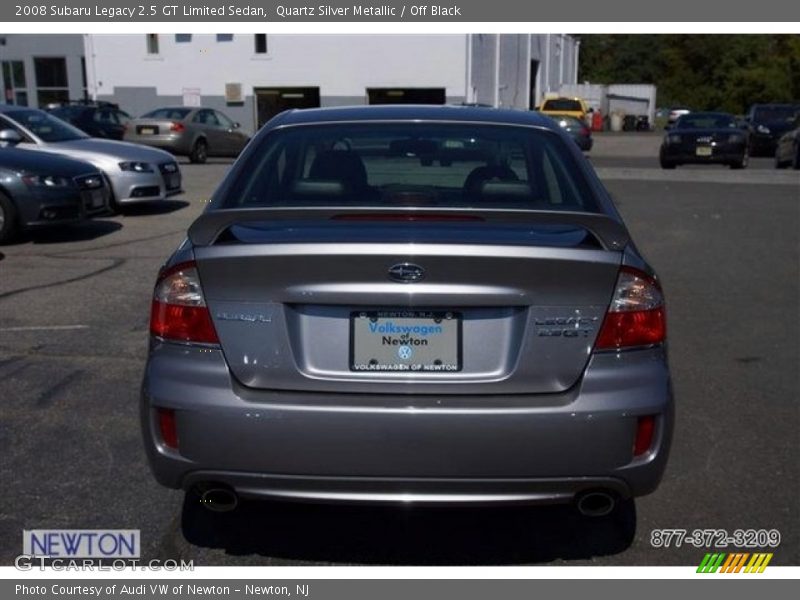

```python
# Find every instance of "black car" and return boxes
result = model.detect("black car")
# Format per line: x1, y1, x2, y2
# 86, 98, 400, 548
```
746, 103, 800, 157
774, 113, 800, 169
0, 134, 110, 243
660, 112, 748, 169
550, 114, 593, 151
47, 102, 132, 141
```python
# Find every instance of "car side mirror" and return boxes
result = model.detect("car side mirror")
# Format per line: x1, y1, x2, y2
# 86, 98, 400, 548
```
233, 122, 240, 129
0, 129, 23, 146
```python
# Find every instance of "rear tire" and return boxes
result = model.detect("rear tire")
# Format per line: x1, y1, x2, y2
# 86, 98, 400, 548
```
793, 145, 800, 170
189, 139, 208, 164
0, 191, 20, 244
774, 151, 787, 169
659, 157, 676, 169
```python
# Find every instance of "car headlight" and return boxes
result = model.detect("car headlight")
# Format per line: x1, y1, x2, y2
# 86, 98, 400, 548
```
21, 174, 72, 188
666, 134, 682, 144
119, 161, 154, 173
756, 124, 770, 134
728, 134, 745, 144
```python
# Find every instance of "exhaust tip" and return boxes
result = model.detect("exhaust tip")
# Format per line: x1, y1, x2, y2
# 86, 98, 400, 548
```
196, 485, 239, 513
576, 491, 616, 517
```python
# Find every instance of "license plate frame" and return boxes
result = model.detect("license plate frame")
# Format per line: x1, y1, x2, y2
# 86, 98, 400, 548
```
349, 310, 462, 373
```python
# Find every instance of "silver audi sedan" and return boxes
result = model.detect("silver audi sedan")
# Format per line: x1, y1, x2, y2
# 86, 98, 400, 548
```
142, 106, 673, 519
0, 106, 182, 208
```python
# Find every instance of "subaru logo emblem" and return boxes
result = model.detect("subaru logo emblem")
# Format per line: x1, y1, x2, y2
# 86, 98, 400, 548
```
388, 263, 425, 283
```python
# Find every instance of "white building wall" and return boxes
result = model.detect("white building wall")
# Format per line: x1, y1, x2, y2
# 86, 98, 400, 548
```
86, 34, 467, 130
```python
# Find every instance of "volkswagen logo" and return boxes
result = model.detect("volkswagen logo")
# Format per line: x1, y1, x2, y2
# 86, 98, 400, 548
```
388, 263, 425, 283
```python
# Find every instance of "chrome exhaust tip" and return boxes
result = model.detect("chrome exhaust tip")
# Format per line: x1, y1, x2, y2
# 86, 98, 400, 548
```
197, 486, 239, 513
576, 491, 616, 517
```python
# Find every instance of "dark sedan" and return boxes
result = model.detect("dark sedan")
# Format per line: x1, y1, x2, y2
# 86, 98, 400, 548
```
0, 134, 110, 243
746, 103, 800, 157
660, 112, 748, 169
551, 114, 593, 151
773, 112, 800, 169
48, 103, 132, 141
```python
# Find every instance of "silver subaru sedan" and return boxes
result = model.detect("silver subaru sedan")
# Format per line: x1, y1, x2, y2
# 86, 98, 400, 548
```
141, 105, 673, 519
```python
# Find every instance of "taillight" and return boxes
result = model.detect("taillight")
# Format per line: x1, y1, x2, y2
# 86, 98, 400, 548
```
149, 261, 219, 344
170, 122, 185, 133
595, 267, 666, 350
580, 127, 591, 137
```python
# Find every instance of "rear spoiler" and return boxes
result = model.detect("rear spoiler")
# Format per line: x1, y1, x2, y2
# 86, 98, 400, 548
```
187, 207, 629, 250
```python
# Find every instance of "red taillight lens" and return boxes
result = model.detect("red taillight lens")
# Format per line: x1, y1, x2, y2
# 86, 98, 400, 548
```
158, 408, 178, 449
169, 122, 185, 133
149, 261, 219, 344
595, 267, 666, 350
580, 127, 591, 137
633, 415, 656, 456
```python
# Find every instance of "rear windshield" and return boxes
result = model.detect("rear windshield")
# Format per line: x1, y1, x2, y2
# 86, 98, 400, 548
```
49, 106, 90, 120
752, 106, 799, 123
222, 123, 600, 213
141, 108, 191, 120
543, 99, 582, 112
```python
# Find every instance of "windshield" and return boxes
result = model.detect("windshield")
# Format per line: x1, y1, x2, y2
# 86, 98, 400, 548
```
8, 109, 88, 142
141, 108, 191, 120
676, 114, 737, 129
752, 106, 800, 123
543, 99, 582, 112
223, 123, 600, 213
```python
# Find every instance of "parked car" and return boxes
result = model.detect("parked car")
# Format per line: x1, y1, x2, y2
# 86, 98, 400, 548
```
0, 138, 110, 243
47, 101, 132, 141
537, 97, 590, 122
659, 112, 749, 169
124, 107, 250, 163
0, 106, 182, 209
746, 103, 800, 156
774, 112, 800, 169
551, 114, 593, 151
142, 105, 673, 518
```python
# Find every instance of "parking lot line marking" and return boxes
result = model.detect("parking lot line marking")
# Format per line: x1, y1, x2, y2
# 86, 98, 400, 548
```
0, 325, 89, 332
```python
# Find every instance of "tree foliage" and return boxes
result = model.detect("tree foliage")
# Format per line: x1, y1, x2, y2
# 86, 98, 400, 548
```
577, 35, 800, 113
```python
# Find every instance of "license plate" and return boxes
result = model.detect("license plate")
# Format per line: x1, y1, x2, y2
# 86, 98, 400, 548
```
139, 127, 156, 135
350, 310, 461, 372
696, 146, 713, 156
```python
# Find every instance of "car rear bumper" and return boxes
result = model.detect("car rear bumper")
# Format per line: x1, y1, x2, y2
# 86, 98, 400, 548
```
141, 343, 674, 505
661, 147, 745, 164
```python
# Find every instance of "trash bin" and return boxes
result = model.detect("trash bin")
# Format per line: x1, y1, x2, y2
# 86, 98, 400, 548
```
610, 112, 624, 132
623, 115, 637, 131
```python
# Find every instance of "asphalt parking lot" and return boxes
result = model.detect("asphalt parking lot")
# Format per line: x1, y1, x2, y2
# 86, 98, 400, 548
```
1, 132, 798, 566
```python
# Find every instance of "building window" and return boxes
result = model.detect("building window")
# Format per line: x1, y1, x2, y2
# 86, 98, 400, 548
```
146, 34, 159, 54
254, 34, 267, 54
34, 57, 69, 107
175, 34, 192, 43
2, 60, 27, 106
216, 34, 233, 42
